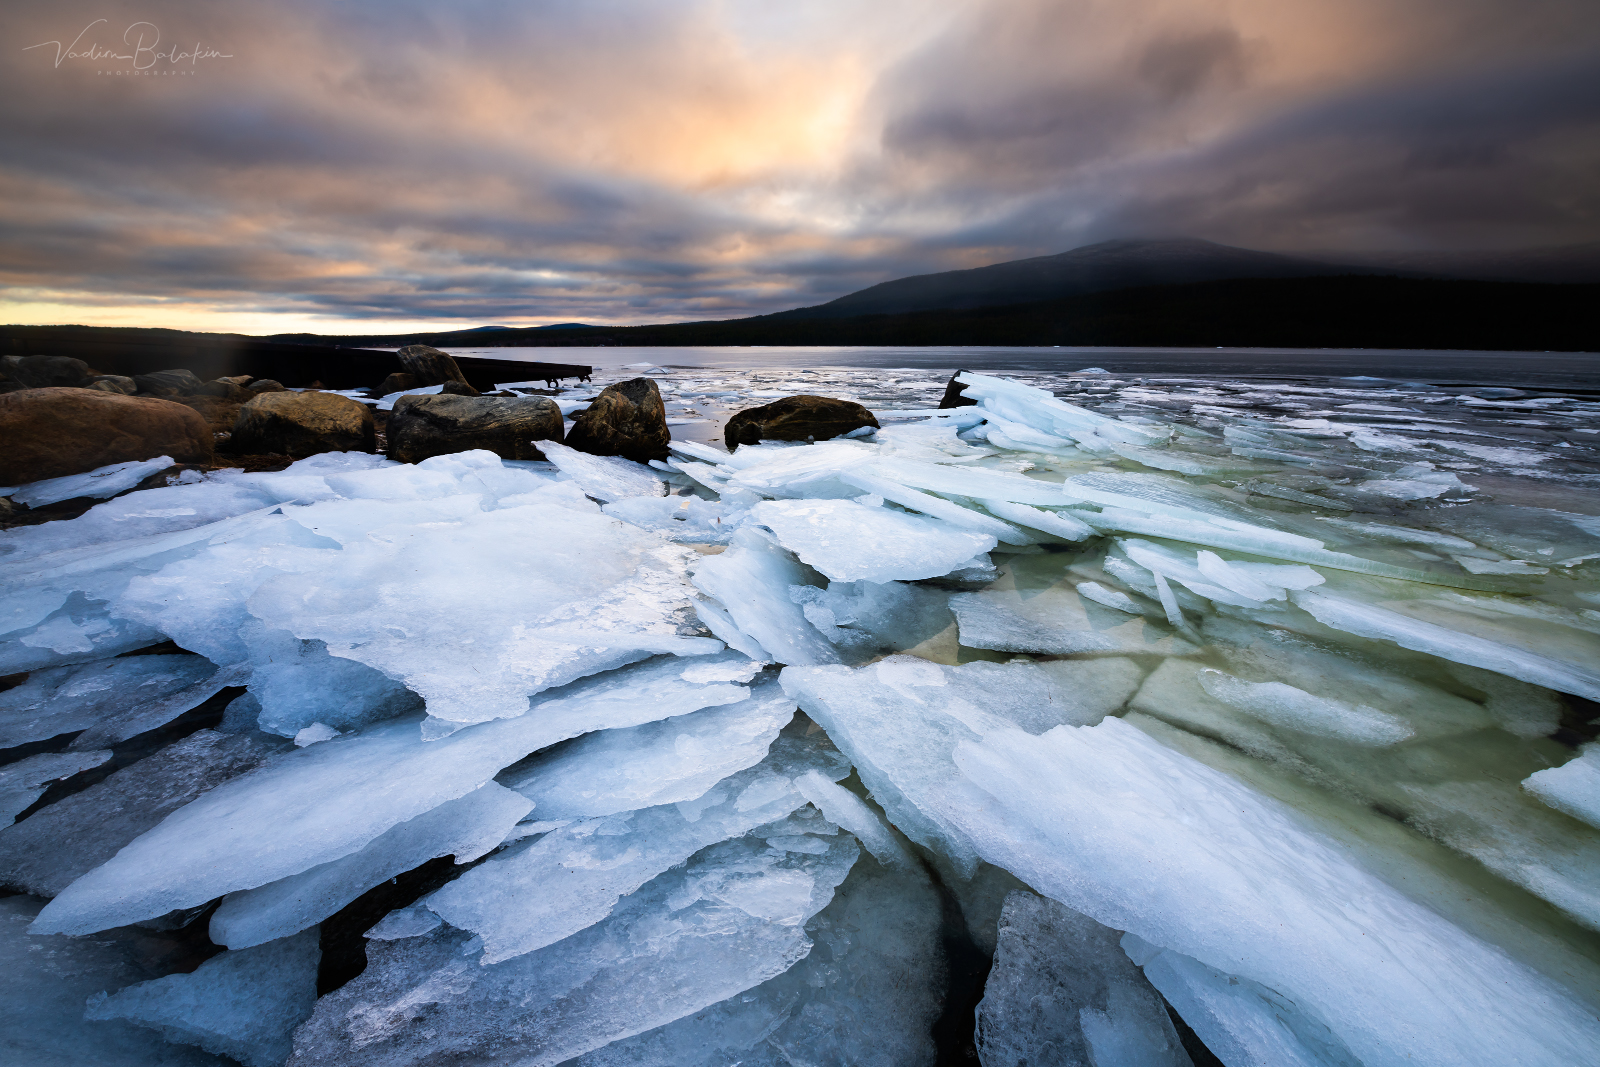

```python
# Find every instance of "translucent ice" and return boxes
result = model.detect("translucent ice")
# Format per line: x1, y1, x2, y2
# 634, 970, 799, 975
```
288, 831, 859, 1067
502, 677, 792, 820
5, 456, 174, 507
1196, 668, 1415, 746
1524, 745, 1600, 829
33, 655, 752, 935
427, 724, 851, 963
210, 782, 531, 949
1123, 934, 1355, 1067
752, 498, 997, 582
86, 928, 320, 1067
0, 653, 217, 749
0, 729, 285, 897
570, 848, 943, 1067
0, 748, 111, 823
691, 527, 840, 665
542, 442, 668, 502
938, 717, 1600, 1067
975, 891, 1190, 1067
0, 896, 230, 1067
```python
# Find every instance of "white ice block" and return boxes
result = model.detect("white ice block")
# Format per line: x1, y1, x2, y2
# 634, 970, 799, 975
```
752, 498, 996, 582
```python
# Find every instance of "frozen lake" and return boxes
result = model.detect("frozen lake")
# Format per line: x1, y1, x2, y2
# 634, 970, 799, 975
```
438, 345, 1600, 390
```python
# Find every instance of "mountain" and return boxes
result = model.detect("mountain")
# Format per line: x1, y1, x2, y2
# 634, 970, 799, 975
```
1310, 242, 1600, 285
770, 238, 1380, 320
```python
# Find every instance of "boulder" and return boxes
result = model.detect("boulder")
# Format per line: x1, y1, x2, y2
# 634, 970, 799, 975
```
249, 379, 286, 393
2, 355, 93, 389
0, 388, 213, 485
133, 368, 205, 396
196, 379, 247, 400
938, 369, 978, 409
440, 381, 481, 397
566, 378, 671, 463
723, 394, 879, 450
396, 345, 472, 388
387, 394, 563, 464
219, 375, 254, 386
89, 375, 138, 395
176, 395, 244, 434
377, 372, 418, 395
229, 391, 375, 457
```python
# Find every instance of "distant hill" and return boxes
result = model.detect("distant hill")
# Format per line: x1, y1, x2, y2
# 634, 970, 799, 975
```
770, 238, 1385, 319
266, 276, 1598, 353
1310, 242, 1600, 285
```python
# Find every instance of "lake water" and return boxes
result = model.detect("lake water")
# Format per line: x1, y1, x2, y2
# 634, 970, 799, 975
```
437, 345, 1600, 391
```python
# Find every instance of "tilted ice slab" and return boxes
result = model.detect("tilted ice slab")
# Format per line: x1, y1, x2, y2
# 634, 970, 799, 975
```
1294, 589, 1600, 701
691, 527, 840, 665
751, 498, 996, 582
782, 657, 1144, 875
0, 896, 232, 1067
427, 724, 852, 963
502, 674, 787, 820
1122, 934, 1355, 1067
947, 554, 1196, 657
570, 843, 943, 1067
976, 891, 1191, 1067
602, 495, 750, 544
0, 729, 285, 897
542, 441, 667, 502
1524, 745, 1600, 830
242, 623, 422, 738
87, 928, 321, 1067
937, 717, 1600, 1066
252, 491, 721, 727
2, 455, 175, 508
0, 653, 217, 749
0, 748, 111, 823
287, 829, 860, 1067
31, 654, 753, 935
955, 370, 1166, 451
210, 782, 531, 949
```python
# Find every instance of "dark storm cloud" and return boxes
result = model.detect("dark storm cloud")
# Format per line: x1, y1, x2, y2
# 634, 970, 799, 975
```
2, 0, 1597, 330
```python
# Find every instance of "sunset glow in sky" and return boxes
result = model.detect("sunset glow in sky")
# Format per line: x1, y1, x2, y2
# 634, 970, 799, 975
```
4, 0, 1598, 333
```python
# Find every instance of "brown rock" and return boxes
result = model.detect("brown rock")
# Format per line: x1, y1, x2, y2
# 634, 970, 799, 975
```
387, 394, 563, 464
938, 370, 978, 408
89, 375, 137, 395
2, 355, 92, 389
396, 345, 472, 387
566, 378, 671, 463
377, 372, 418, 395
249, 379, 286, 393
439, 380, 481, 397
133, 368, 205, 396
175, 395, 244, 434
0, 388, 213, 484
723, 394, 879, 450
229, 391, 375, 457
196, 379, 247, 400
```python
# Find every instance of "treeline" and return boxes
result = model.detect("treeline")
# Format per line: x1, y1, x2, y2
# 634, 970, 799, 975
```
287, 276, 1600, 352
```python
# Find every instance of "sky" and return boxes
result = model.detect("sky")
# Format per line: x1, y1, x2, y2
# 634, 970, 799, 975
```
3, 0, 1598, 334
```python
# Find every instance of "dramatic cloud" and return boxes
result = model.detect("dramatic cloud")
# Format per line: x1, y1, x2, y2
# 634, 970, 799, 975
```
2, 0, 1596, 331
